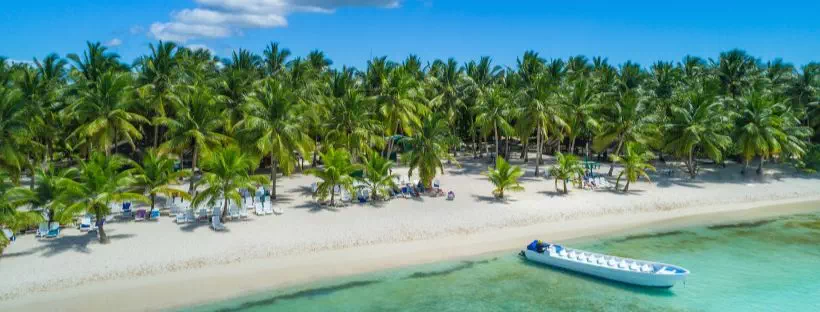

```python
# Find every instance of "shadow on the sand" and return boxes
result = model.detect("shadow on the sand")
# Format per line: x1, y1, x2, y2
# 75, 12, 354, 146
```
471, 194, 515, 204
27, 232, 137, 257
291, 201, 341, 213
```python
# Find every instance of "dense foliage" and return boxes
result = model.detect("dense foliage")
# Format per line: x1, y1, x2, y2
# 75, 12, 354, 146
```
0, 42, 818, 240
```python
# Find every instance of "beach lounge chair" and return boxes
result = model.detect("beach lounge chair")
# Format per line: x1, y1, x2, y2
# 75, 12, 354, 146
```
229, 207, 240, 220
46, 222, 60, 238
197, 208, 209, 222
134, 209, 147, 221
210, 216, 226, 231
239, 206, 249, 219
184, 210, 196, 223
263, 202, 273, 215
311, 182, 318, 194
149, 209, 161, 221
447, 191, 455, 201
433, 179, 440, 189
121, 202, 132, 218
175, 213, 187, 224
37, 222, 49, 238
254, 202, 265, 216
79, 216, 93, 232
2, 228, 15, 242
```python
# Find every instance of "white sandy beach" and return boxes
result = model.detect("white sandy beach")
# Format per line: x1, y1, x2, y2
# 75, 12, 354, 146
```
1, 157, 819, 311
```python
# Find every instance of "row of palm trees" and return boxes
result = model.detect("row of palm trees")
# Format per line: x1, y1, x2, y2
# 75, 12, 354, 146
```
1, 41, 819, 247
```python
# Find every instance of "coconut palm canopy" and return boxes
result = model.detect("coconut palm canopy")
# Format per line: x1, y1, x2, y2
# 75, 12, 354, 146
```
0, 43, 817, 244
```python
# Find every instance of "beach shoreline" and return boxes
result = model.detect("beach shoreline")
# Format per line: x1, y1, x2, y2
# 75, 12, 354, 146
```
2, 192, 819, 312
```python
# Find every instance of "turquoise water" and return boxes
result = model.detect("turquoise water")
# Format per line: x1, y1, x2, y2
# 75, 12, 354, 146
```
183, 212, 820, 312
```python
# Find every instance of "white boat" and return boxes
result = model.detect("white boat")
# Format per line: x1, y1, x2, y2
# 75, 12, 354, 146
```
520, 240, 689, 288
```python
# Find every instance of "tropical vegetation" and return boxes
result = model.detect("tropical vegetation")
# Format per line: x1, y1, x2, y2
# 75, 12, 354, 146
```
0, 43, 818, 245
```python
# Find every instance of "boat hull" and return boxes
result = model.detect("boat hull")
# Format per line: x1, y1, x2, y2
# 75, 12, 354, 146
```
522, 250, 687, 288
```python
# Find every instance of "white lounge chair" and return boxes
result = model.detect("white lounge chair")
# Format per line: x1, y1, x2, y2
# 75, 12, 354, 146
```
36, 222, 49, 238
46, 222, 60, 238
229, 208, 241, 220
2, 228, 14, 242
263, 203, 273, 215
255, 203, 265, 216
79, 216, 93, 232
239, 206, 249, 219
210, 216, 226, 231
175, 213, 188, 224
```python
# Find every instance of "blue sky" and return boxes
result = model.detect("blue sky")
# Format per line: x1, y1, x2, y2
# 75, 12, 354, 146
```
3, 0, 819, 69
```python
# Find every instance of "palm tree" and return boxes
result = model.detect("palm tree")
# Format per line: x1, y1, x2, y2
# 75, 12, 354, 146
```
136, 41, 179, 147
59, 153, 147, 243
192, 146, 267, 220
31, 165, 79, 223
485, 156, 524, 198
0, 87, 29, 183
307, 147, 360, 206
401, 114, 456, 188
0, 170, 42, 243
475, 87, 514, 161
595, 89, 658, 176
549, 152, 584, 194
664, 86, 732, 178
359, 153, 398, 200
71, 71, 148, 155
713, 49, 759, 99
612, 144, 656, 192
67, 41, 126, 84
379, 67, 425, 157
130, 149, 191, 211
241, 78, 314, 201
734, 91, 809, 174
325, 72, 384, 160
560, 78, 599, 155
262, 42, 291, 77
161, 84, 230, 193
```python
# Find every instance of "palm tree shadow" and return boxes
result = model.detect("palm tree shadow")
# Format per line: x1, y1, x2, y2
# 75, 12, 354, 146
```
37, 232, 137, 257
179, 221, 211, 232
537, 190, 564, 198
471, 194, 512, 203
291, 185, 315, 197
292, 201, 340, 213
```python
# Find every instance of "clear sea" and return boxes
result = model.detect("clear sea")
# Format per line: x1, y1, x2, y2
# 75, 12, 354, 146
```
182, 211, 820, 312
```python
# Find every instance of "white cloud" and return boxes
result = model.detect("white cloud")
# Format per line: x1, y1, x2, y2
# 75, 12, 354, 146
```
150, 0, 400, 42
105, 38, 123, 47
130, 25, 145, 35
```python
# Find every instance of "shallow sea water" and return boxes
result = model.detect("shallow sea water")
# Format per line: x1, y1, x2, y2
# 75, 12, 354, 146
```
182, 212, 820, 312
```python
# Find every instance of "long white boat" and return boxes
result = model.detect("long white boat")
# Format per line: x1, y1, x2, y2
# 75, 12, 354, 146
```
520, 240, 689, 288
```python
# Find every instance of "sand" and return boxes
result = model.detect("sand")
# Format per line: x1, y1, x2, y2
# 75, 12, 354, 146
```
1, 156, 819, 311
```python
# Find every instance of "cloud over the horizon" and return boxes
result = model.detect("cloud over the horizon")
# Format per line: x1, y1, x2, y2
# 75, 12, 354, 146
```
105, 38, 123, 47
150, 0, 400, 42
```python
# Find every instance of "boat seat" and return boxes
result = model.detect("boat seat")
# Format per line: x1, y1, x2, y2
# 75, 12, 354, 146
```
641, 264, 654, 273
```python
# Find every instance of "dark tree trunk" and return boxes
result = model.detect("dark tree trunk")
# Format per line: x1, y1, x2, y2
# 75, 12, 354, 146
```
97, 212, 109, 244
189, 145, 198, 194
608, 139, 624, 176
271, 157, 278, 200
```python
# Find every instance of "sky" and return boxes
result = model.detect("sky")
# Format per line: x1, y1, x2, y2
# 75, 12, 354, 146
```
2, 0, 819, 69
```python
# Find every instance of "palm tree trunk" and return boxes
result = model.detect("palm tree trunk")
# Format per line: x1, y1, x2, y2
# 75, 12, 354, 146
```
687, 148, 696, 178
97, 212, 109, 244
756, 157, 764, 175
150, 194, 156, 211
330, 190, 335, 206
505, 137, 510, 160
522, 137, 529, 161
153, 124, 159, 148
271, 157, 278, 200
742, 158, 749, 175
608, 139, 624, 176
535, 125, 543, 176
563, 179, 568, 194
615, 172, 624, 190
554, 178, 559, 192
494, 123, 500, 163
624, 179, 630, 192
221, 198, 229, 220
189, 145, 198, 194
570, 136, 577, 155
